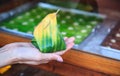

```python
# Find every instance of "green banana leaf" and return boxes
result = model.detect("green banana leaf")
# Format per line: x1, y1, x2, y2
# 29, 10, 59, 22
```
32, 12, 66, 53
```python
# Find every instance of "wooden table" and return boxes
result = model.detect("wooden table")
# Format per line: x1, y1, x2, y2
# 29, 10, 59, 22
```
0, 31, 120, 76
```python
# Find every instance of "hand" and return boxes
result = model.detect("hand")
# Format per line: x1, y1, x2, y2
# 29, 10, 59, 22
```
0, 37, 75, 67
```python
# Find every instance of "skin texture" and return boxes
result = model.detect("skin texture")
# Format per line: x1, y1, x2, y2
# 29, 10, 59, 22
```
0, 37, 75, 68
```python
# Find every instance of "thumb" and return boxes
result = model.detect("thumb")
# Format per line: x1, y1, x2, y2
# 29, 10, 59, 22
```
42, 54, 63, 62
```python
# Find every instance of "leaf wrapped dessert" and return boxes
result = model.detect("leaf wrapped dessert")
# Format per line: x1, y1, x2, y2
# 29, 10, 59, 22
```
32, 11, 66, 53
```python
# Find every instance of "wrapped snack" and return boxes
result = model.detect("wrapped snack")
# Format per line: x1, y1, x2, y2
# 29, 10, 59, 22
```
32, 10, 66, 53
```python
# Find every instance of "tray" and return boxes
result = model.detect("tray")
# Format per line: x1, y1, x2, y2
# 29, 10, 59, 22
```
0, 2, 104, 44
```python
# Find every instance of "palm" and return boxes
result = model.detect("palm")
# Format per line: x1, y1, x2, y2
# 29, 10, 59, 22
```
0, 37, 74, 67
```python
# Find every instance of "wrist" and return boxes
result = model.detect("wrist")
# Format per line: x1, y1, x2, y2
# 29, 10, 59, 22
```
0, 48, 18, 67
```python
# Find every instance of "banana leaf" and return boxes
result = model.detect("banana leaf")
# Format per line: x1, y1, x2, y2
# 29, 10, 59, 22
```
32, 11, 66, 53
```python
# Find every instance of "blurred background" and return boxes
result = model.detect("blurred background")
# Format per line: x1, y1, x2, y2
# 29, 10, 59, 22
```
0, 0, 120, 76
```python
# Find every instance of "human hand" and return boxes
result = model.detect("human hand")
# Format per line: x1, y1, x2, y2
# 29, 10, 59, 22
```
0, 37, 74, 67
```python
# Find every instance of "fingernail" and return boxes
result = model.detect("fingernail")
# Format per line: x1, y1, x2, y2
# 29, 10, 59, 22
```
57, 57, 63, 62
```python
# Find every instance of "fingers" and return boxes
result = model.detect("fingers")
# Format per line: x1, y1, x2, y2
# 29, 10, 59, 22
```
52, 50, 66, 55
54, 42, 74, 55
64, 37, 68, 40
18, 60, 49, 65
18, 53, 63, 65
65, 37, 75, 44
65, 37, 75, 50
41, 53, 63, 62
66, 42, 74, 51
53, 37, 75, 55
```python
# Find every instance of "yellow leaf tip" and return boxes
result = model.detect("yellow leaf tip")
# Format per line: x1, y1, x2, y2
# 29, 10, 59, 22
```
56, 9, 60, 14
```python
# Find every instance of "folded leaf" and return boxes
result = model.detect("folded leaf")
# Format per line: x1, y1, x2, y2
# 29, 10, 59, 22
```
32, 12, 66, 53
